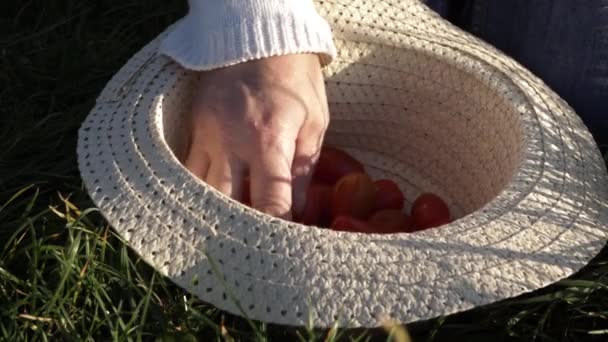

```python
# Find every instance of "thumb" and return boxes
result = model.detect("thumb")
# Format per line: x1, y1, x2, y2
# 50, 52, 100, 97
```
249, 137, 296, 219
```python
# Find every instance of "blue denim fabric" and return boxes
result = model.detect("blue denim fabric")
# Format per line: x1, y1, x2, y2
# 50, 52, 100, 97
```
425, 0, 607, 151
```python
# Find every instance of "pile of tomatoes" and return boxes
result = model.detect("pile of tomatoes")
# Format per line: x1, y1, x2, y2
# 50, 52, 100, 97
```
242, 146, 452, 234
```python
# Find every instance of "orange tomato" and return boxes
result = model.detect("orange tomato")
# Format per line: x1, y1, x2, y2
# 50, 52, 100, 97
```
331, 173, 376, 220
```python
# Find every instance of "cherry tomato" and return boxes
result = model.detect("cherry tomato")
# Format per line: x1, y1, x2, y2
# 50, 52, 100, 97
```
330, 216, 377, 233
411, 217, 452, 231
297, 183, 332, 226
368, 209, 413, 233
313, 146, 365, 185
332, 173, 376, 220
374, 179, 405, 211
241, 176, 251, 205
429, 217, 452, 228
411, 193, 450, 229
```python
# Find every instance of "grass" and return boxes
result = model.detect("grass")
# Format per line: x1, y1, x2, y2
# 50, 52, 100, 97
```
1, 1, 608, 340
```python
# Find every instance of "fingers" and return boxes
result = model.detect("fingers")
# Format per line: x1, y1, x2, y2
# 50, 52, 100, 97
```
184, 130, 246, 201
184, 141, 211, 180
206, 154, 246, 201
186, 52, 330, 220
249, 135, 296, 219
291, 114, 327, 217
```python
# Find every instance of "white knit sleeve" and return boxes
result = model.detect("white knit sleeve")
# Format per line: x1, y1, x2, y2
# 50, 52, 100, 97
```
159, 0, 337, 71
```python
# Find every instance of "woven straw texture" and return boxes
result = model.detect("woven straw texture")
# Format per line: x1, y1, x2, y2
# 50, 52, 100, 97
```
77, 0, 608, 328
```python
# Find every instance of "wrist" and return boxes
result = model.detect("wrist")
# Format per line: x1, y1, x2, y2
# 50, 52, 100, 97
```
159, 0, 336, 71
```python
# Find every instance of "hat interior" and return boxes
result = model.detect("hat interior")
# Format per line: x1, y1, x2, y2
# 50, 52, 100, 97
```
160, 46, 525, 222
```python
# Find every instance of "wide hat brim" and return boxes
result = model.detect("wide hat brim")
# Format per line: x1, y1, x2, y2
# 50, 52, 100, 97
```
77, 0, 608, 328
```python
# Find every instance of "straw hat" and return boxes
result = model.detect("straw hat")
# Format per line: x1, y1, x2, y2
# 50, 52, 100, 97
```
77, 0, 608, 328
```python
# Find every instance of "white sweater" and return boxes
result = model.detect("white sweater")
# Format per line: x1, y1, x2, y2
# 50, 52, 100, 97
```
159, 0, 337, 71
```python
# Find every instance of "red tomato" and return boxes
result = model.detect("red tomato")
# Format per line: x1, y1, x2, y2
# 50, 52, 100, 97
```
313, 146, 365, 185
332, 173, 376, 220
330, 216, 377, 233
411, 193, 450, 229
411, 217, 452, 231
429, 217, 452, 228
241, 177, 251, 205
374, 179, 405, 211
297, 183, 332, 226
368, 209, 413, 233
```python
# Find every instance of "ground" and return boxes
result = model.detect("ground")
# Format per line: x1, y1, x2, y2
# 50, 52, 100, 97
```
1, 1, 607, 341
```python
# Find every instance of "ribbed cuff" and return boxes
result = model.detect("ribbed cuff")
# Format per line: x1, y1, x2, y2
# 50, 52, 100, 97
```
159, 1, 337, 71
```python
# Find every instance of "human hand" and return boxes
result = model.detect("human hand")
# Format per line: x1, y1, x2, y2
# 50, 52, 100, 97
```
184, 54, 329, 219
